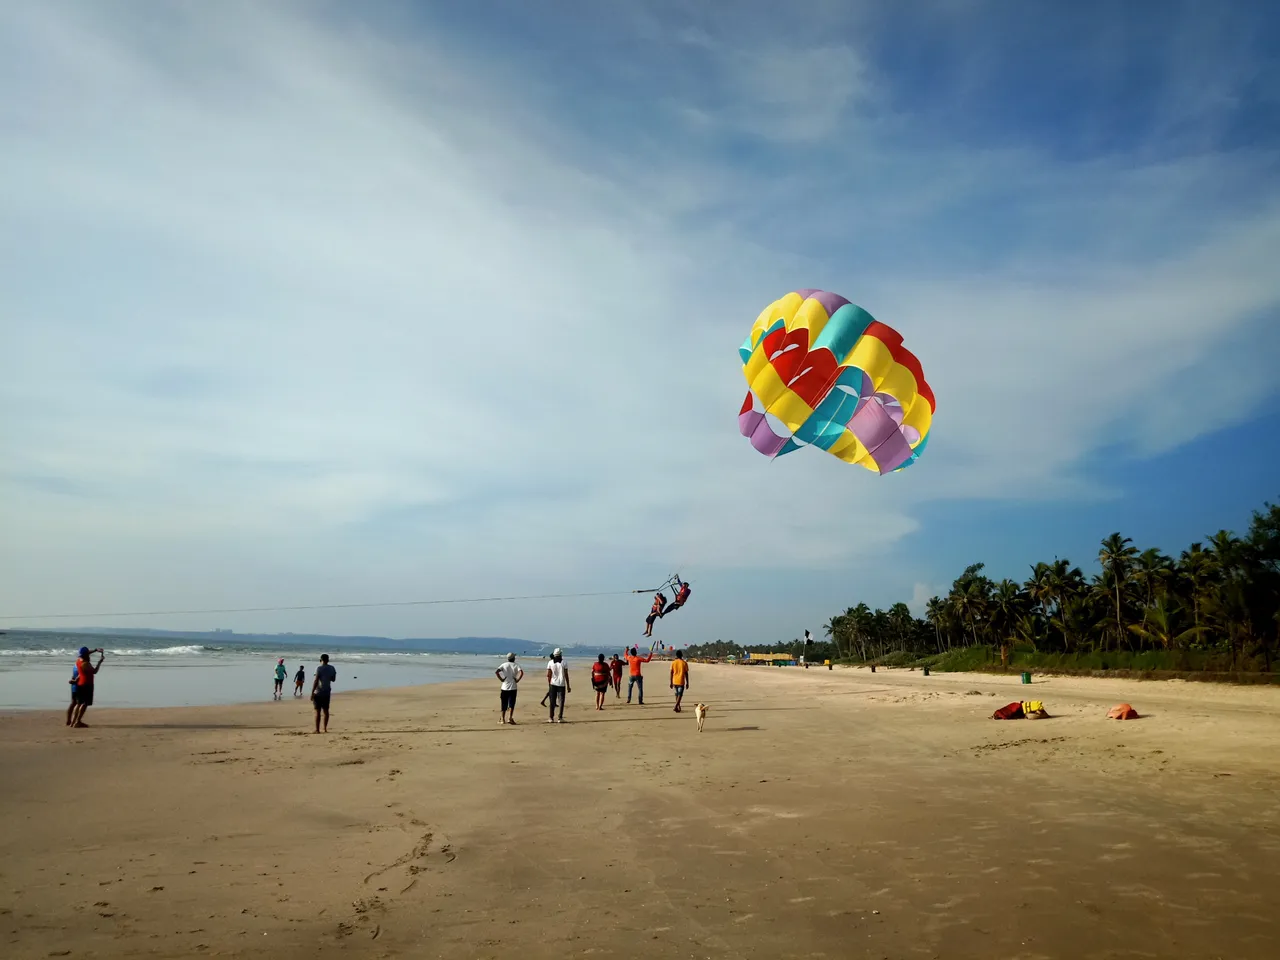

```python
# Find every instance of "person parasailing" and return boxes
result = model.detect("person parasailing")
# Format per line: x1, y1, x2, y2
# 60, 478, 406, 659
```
643, 591, 667, 637
662, 579, 692, 619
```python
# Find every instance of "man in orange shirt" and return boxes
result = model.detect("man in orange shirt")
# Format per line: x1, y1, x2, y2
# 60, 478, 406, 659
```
669, 649, 690, 713
625, 646, 652, 704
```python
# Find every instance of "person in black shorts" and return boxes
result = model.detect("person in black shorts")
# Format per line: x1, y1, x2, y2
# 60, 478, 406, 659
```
311, 653, 337, 733
591, 654, 611, 710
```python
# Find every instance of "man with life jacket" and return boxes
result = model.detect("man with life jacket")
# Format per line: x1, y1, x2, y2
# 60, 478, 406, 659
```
591, 654, 612, 711
663, 580, 692, 619
69, 646, 105, 728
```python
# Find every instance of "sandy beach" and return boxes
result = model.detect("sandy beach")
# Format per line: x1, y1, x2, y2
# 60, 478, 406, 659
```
4, 663, 1280, 959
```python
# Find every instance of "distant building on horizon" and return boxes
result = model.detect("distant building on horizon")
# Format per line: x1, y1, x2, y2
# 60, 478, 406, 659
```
213, 628, 234, 634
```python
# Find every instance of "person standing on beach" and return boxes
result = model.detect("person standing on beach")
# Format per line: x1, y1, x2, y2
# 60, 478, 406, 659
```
546, 648, 569, 723
293, 663, 306, 697
609, 654, 624, 699
273, 658, 287, 700
495, 653, 524, 725
68, 646, 104, 728
669, 649, 690, 713
311, 654, 337, 733
625, 646, 652, 704
591, 654, 611, 710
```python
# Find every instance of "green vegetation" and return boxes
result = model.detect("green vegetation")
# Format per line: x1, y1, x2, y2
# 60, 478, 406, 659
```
693, 498, 1280, 681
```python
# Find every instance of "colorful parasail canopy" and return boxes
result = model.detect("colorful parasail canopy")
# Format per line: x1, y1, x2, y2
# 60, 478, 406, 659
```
738, 289, 934, 474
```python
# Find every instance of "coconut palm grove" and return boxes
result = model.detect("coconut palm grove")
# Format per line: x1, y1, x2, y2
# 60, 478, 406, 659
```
689, 498, 1280, 676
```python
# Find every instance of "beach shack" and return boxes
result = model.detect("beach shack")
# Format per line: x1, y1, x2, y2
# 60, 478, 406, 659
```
748, 652, 797, 666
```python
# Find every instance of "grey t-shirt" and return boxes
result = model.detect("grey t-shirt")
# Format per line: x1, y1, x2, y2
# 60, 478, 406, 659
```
316, 663, 337, 694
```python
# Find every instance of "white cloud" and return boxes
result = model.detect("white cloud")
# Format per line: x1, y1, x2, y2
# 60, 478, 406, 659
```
1, 1, 1278, 642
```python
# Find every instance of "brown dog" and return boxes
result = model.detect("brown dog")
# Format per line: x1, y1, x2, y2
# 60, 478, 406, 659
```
694, 702, 708, 732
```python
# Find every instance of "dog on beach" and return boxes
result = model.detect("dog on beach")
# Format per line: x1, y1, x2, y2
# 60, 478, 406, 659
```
694, 702, 708, 732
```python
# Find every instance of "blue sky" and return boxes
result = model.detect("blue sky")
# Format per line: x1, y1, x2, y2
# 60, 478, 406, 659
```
2, 0, 1278, 646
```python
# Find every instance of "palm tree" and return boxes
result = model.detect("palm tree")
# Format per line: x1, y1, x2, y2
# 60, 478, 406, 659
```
823, 614, 846, 660
925, 597, 946, 652
1128, 597, 1202, 650
1045, 559, 1086, 651
989, 580, 1025, 640
1178, 543, 1214, 637
1099, 533, 1139, 651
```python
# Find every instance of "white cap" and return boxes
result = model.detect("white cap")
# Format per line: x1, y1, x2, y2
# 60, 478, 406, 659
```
506, 652, 515, 661
552, 647, 562, 657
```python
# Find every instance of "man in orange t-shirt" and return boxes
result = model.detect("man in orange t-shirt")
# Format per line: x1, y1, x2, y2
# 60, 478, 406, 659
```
624, 646, 652, 705
669, 650, 689, 713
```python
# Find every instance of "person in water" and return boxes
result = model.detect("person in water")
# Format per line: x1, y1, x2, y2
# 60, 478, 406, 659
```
643, 591, 667, 637
273, 658, 287, 700
293, 664, 306, 697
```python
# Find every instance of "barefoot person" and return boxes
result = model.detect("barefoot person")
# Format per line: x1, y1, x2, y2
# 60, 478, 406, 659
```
311, 653, 336, 733
546, 649, 570, 723
69, 646, 104, 728
293, 663, 306, 698
495, 653, 524, 725
273, 658, 287, 700
591, 654, 611, 711
609, 654, 624, 698
669, 649, 690, 713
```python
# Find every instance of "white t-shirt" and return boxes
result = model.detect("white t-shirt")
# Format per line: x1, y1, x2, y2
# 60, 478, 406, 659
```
497, 661, 520, 691
547, 659, 566, 687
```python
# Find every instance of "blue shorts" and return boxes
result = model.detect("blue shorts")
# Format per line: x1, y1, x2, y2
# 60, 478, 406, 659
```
673, 685, 685, 696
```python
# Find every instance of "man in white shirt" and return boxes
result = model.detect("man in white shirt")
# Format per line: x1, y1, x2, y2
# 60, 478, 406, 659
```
546, 648, 570, 723
495, 653, 524, 725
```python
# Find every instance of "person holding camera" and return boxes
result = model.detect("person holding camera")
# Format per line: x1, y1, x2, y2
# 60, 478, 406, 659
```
68, 646, 105, 728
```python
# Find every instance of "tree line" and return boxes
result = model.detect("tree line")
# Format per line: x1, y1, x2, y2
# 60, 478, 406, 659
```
691, 499, 1280, 672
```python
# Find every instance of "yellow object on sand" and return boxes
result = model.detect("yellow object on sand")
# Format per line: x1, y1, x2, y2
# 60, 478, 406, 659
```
1022, 700, 1044, 714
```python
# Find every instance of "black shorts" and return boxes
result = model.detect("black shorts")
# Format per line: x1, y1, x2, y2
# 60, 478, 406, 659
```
592, 681, 609, 693
500, 689, 518, 710
313, 692, 331, 712
274, 678, 284, 688
72, 686, 94, 707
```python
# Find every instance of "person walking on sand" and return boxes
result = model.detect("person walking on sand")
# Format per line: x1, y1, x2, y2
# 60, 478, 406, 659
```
293, 663, 306, 698
496, 653, 524, 725
625, 646, 652, 704
311, 653, 337, 733
670, 649, 690, 712
591, 654, 611, 711
609, 654, 624, 699
546, 648, 570, 723
68, 646, 104, 728
273, 658, 287, 700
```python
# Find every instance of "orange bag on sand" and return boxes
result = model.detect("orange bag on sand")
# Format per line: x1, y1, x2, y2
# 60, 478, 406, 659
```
1107, 703, 1139, 720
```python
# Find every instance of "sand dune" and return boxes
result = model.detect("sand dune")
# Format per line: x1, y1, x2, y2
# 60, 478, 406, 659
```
3, 664, 1279, 958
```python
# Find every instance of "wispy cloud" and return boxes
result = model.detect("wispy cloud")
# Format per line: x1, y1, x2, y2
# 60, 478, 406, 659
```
2, 0, 1277, 642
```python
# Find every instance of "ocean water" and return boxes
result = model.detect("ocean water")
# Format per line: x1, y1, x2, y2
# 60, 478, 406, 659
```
0, 630, 507, 710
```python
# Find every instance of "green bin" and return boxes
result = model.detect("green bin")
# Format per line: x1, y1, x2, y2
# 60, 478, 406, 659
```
1021, 671, 1032, 684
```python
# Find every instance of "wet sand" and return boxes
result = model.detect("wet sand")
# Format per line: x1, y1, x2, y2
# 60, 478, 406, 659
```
3, 663, 1279, 959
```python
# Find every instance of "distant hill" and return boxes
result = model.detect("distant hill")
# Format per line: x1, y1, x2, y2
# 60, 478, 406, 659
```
20, 626, 564, 656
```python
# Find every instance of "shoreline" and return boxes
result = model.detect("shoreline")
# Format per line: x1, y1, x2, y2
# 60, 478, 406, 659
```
5, 664, 1279, 959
